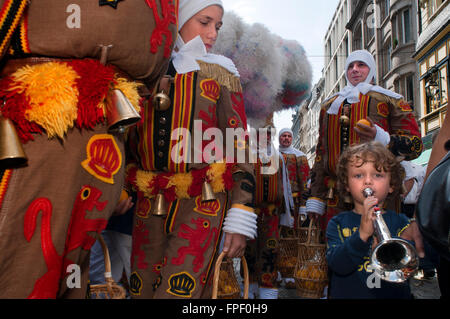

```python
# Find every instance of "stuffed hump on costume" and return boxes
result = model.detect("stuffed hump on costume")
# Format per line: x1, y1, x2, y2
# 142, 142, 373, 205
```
0, 0, 177, 298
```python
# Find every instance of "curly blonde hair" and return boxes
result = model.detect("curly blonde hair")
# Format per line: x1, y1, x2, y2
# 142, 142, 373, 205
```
336, 141, 405, 201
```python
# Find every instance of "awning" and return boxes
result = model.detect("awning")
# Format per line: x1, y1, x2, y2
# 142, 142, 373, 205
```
411, 149, 432, 167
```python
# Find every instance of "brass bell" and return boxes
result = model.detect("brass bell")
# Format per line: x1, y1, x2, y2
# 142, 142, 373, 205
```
339, 115, 350, 126
152, 193, 167, 217
344, 193, 353, 204
326, 187, 334, 200
152, 91, 171, 111
0, 115, 28, 168
106, 89, 141, 133
201, 180, 216, 202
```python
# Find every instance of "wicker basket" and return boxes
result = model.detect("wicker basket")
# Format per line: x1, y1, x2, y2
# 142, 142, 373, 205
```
294, 220, 328, 299
277, 226, 298, 278
212, 251, 249, 299
89, 234, 126, 299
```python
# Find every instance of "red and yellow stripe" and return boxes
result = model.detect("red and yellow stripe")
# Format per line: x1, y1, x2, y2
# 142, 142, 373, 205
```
349, 94, 370, 145
168, 72, 195, 173
0, 170, 12, 212
255, 158, 278, 205
327, 94, 370, 174
0, 0, 28, 56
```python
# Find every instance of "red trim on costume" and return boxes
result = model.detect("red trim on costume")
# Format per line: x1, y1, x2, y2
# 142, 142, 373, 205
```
231, 92, 247, 130
24, 198, 62, 299
131, 220, 150, 270
62, 185, 109, 273
146, 0, 177, 58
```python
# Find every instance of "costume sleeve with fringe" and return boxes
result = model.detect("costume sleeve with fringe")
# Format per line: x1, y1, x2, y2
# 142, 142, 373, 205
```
199, 61, 257, 239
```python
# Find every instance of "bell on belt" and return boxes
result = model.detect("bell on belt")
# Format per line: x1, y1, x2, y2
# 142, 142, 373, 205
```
339, 115, 350, 126
201, 180, 216, 202
106, 89, 141, 133
0, 115, 28, 168
326, 187, 334, 200
152, 193, 167, 217
152, 90, 171, 111
344, 193, 353, 204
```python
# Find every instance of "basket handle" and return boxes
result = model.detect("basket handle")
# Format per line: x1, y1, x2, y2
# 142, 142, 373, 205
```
306, 219, 317, 245
212, 251, 249, 299
96, 234, 114, 280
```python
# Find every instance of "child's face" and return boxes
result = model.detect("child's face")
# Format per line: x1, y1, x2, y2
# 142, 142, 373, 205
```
346, 156, 393, 206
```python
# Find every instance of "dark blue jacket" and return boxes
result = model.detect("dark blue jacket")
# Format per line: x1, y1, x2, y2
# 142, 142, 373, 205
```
326, 210, 412, 299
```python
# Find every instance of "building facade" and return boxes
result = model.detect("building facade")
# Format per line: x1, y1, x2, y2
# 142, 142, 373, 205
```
293, 0, 427, 163
346, 0, 420, 115
414, 0, 449, 154
292, 79, 325, 168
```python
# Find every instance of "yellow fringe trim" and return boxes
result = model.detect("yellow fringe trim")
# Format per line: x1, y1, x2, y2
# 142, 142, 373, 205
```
207, 162, 227, 193
9, 62, 80, 139
197, 60, 242, 93
367, 91, 401, 106
131, 162, 228, 200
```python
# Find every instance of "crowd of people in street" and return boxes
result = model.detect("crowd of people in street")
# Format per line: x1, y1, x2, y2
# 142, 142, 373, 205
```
0, 0, 447, 300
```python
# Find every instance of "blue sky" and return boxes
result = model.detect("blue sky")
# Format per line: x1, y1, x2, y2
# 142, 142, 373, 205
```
223, 0, 340, 142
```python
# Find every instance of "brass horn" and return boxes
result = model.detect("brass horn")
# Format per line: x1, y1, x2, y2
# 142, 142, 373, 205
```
106, 89, 141, 133
363, 188, 419, 282
201, 180, 216, 202
152, 192, 167, 217
0, 115, 28, 168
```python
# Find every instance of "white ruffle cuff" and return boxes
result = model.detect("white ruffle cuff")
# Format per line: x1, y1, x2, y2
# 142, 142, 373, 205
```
222, 207, 257, 239
306, 198, 326, 215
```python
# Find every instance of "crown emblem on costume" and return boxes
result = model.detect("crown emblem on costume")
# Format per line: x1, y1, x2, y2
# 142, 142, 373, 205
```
167, 272, 196, 297
81, 134, 122, 184
129, 271, 143, 296
193, 195, 220, 216
136, 197, 151, 219
200, 79, 220, 102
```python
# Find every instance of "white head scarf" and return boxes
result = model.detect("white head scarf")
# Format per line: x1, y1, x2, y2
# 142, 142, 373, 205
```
278, 128, 305, 157
171, 0, 239, 76
178, 0, 223, 31
326, 50, 403, 115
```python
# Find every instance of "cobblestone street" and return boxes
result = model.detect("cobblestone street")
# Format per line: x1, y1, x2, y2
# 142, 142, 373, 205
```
277, 275, 441, 299
233, 259, 441, 299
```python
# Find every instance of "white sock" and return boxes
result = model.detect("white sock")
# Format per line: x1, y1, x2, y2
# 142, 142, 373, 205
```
258, 287, 279, 299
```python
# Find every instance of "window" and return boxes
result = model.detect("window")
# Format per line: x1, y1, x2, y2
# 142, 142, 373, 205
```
427, 0, 446, 17
364, 9, 375, 45
334, 56, 339, 82
380, 0, 390, 22
382, 40, 392, 76
392, 15, 398, 48
405, 75, 414, 107
402, 9, 411, 44
424, 65, 447, 113
353, 22, 362, 50
440, 65, 448, 105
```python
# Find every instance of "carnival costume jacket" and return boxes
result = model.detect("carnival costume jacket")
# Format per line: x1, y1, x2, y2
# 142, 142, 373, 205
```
0, 0, 177, 298
126, 58, 255, 298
